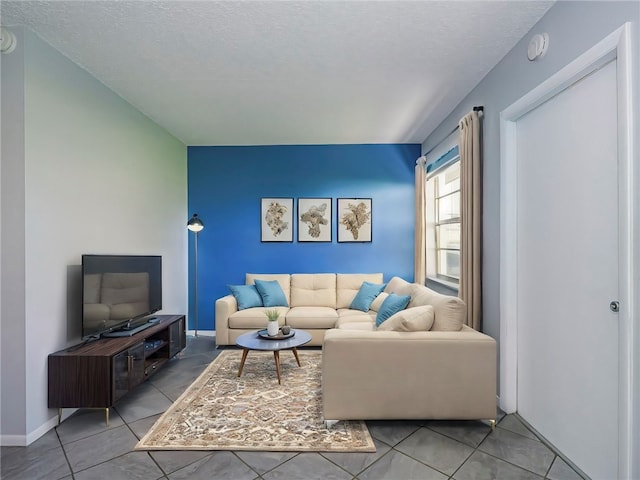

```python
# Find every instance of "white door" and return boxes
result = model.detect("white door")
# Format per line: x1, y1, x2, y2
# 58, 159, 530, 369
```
515, 60, 619, 479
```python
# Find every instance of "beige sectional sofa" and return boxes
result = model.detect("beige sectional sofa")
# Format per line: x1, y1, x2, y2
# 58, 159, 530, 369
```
215, 273, 386, 346
323, 278, 496, 423
215, 272, 497, 424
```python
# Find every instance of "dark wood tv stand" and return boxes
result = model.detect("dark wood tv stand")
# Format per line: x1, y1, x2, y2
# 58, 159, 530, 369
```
48, 314, 186, 425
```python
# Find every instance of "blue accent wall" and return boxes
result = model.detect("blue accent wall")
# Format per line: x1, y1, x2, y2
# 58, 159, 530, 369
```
187, 144, 420, 331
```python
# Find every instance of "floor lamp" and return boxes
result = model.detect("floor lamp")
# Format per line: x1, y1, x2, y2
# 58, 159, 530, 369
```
187, 213, 204, 336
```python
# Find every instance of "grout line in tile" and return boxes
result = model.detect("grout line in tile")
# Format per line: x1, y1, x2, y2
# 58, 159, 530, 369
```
144, 450, 170, 478
355, 448, 397, 477
53, 427, 76, 480
230, 449, 271, 478
544, 454, 558, 479
472, 446, 548, 478
514, 414, 587, 480
423, 421, 492, 449
317, 450, 371, 478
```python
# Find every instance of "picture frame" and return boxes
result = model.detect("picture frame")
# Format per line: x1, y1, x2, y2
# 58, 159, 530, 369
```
337, 198, 372, 243
298, 198, 332, 242
261, 198, 294, 242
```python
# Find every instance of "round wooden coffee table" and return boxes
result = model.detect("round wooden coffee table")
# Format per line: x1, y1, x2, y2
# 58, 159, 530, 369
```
235, 329, 312, 384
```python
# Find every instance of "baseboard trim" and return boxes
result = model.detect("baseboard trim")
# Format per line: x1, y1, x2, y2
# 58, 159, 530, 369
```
1, 414, 59, 446
187, 330, 215, 338
0, 434, 27, 447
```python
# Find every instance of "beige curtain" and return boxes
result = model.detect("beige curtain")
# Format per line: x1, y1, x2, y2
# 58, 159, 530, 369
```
414, 156, 427, 283
459, 111, 482, 330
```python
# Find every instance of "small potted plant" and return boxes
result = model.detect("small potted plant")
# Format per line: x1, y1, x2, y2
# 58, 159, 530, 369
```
265, 309, 280, 336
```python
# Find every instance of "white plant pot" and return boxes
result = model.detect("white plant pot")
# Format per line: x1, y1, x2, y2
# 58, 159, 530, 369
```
267, 321, 279, 336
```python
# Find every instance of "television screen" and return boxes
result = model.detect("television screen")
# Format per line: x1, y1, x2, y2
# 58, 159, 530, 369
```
82, 255, 162, 339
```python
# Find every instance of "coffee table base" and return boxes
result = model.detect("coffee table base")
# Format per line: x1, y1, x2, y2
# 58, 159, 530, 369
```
237, 347, 302, 384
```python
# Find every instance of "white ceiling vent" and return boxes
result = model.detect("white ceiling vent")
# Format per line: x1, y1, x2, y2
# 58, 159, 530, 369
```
0, 27, 17, 54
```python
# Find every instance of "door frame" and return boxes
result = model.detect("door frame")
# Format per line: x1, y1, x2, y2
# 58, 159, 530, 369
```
499, 23, 637, 479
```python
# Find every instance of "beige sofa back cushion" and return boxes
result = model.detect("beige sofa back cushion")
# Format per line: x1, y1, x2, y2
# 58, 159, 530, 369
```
291, 274, 337, 308
246, 273, 291, 305
336, 273, 384, 309
385, 276, 466, 331
384, 276, 414, 296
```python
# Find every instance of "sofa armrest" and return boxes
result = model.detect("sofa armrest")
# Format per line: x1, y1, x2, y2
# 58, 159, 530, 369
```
322, 327, 497, 421
215, 295, 237, 345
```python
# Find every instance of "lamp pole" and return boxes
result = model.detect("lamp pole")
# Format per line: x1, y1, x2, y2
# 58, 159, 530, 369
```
194, 229, 199, 336
187, 213, 204, 337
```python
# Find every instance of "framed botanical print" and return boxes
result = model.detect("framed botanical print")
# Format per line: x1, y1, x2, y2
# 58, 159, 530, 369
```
298, 198, 332, 242
261, 198, 294, 242
337, 198, 372, 243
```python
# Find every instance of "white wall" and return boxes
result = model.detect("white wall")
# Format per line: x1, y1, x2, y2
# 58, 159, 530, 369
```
1, 27, 187, 444
422, 0, 639, 376
422, 2, 639, 475
0, 26, 27, 446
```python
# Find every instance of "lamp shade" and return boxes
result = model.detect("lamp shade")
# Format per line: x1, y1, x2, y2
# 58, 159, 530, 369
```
187, 213, 204, 232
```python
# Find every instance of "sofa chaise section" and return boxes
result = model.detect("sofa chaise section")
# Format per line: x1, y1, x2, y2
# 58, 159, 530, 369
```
322, 275, 497, 423
322, 327, 497, 422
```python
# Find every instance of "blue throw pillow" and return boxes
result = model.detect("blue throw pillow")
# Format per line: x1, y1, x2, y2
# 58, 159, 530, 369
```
350, 281, 387, 312
227, 284, 263, 310
254, 279, 289, 307
376, 293, 411, 327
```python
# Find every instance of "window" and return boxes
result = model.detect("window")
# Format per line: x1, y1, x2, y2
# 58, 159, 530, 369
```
426, 146, 460, 287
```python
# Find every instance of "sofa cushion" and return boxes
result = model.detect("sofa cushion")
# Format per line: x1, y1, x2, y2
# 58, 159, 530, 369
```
385, 276, 465, 331
290, 274, 336, 308
254, 279, 289, 307
350, 281, 386, 312
410, 284, 465, 331
376, 293, 411, 327
228, 307, 288, 328
285, 306, 338, 329
246, 274, 291, 304
336, 273, 384, 309
336, 309, 376, 326
377, 305, 435, 332
369, 292, 389, 312
384, 276, 415, 297
337, 321, 376, 331
227, 284, 263, 310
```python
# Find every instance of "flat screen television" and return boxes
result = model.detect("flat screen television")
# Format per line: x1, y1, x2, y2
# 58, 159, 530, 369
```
82, 254, 162, 339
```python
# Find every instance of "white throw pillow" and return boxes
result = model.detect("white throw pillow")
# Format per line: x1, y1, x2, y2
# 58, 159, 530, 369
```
377, 305, 435, 332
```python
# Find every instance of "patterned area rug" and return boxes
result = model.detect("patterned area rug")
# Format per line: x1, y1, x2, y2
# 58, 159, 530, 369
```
135, 350, 375, 452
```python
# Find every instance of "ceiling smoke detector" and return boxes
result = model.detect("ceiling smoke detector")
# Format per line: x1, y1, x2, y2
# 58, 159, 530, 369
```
527, 33, 549, 61
1, 27, 17, 54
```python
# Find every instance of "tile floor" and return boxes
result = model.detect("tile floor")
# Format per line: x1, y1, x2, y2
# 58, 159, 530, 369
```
1, 336, 586, 480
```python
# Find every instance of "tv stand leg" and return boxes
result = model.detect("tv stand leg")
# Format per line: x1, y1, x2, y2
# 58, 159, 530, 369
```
58, 408, 62, 425
105, 407, 109, 427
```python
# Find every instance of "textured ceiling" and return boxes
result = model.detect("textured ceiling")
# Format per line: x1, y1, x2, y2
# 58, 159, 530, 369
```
1, 1, 554, 146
